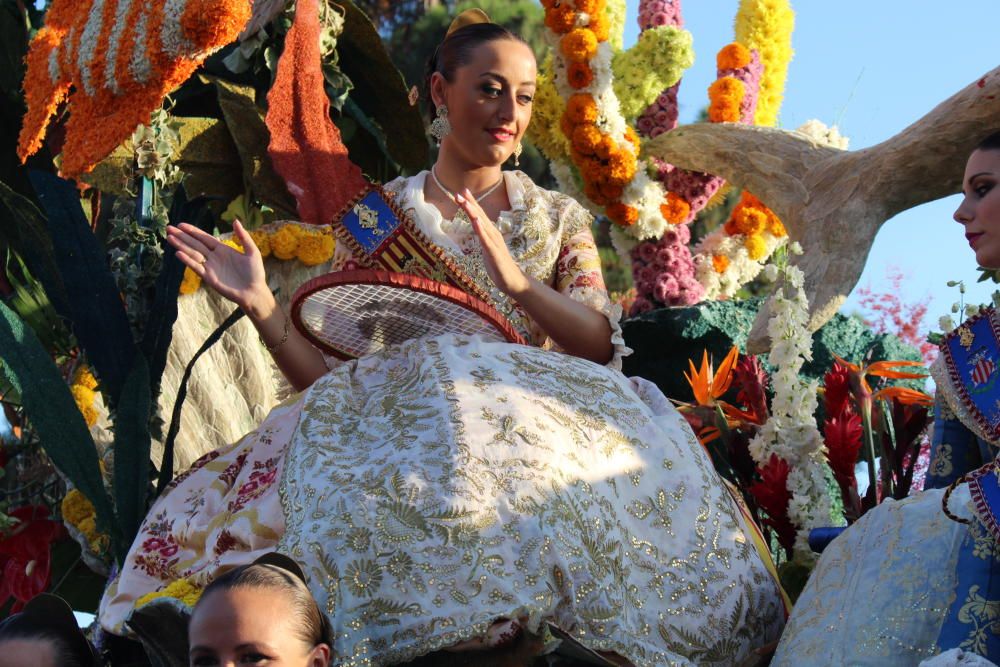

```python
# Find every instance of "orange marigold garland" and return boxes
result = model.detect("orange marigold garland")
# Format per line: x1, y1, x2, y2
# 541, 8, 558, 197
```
18, 0, 251, 180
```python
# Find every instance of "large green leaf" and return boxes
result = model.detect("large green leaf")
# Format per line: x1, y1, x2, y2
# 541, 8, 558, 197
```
2, 249, 71, 355
209, 77, 298, 218
337, 0, 428, 173
28, 170, 137, 406
0, 300, 120, 551
112, 354, 151, 554
0, 179, 71, 320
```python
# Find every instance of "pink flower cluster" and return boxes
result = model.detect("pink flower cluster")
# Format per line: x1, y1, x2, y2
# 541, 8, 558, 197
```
636, 83, 679, 139
629, 223, 705, 314
638, 0, 683, 30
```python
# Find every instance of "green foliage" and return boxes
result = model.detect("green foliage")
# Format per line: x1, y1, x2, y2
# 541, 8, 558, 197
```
0, 300, 121, 556
387, 0, 547, 103
112, 356, 152, 545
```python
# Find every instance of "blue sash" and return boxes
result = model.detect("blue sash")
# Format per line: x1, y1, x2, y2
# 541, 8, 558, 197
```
940, 309, 1000, 442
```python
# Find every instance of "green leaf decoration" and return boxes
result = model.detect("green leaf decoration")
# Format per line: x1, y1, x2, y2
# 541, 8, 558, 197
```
140, 186, 199, 398
0, 179, 71, 320
2, 249, 70, 356
0, 300, 120, 551
112, 353, 152, 554
336, 0, 428, 174
208, 76, 298, 218
28, 170, 137, 406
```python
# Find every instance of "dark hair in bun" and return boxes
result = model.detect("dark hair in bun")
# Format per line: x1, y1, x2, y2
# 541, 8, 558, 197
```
424, 23, 528, 117
977, 131, 1000, 152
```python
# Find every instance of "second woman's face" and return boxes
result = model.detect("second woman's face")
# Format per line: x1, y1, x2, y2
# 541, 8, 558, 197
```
955, 148, 1000, 268
433, 38, 537, 168
188, 588, 329, 667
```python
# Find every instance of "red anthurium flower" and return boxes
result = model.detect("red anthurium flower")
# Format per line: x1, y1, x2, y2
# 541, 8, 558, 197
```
824, 412, 863, 488
0, 505, 66, 612
748, 454, 797, 554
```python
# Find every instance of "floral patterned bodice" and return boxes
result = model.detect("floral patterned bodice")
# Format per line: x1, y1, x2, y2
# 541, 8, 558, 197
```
376, 170, 628, 369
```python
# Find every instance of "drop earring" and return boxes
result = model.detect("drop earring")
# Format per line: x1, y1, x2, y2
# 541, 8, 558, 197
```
429, 105, 451, 145
513, 142, 522, 167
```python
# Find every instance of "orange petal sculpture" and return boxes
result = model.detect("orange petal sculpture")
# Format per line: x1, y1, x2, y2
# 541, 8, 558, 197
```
265, 0, 368, 225
18, 0, 252, 180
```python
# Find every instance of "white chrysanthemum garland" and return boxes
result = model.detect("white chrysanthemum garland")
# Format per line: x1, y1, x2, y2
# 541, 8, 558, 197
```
749, 245, 835, 561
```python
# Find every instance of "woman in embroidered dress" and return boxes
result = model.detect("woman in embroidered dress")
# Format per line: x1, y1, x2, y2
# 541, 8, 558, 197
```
98, 13, 786, 666
772, 132, 1000, 666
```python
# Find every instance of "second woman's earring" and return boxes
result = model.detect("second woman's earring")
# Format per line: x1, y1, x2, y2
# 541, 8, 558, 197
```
514, 142, 522, 167
430, 105, 451, 145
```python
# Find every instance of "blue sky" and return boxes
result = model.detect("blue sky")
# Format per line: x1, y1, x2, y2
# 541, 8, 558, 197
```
623, 1, 1000, 330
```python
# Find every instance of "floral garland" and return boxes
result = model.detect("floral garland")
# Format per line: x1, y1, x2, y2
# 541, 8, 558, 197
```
179, 221, 337, 295
748, 255, 834, 560
543, 0, 671, 238
61, 487, 109, 558
611, 26, 693, 122
18, 0, 251, 179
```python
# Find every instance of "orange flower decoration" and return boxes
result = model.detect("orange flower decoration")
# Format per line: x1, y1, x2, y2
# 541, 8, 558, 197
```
567, 62, 595, 89
565, 94, 598, 125
588, 12, 610, 42
18, 0, 251, 179
833, 355, 931, 406
544, 5, 577, 34
571, 124, 602, 155
712, 254, 730, 273
605, 203, 638, 227
717, 43, 752, 70
744, 234, 767, 260
660, 192, 691, 224
561, 28, 599, 63
575, 0, 604, 13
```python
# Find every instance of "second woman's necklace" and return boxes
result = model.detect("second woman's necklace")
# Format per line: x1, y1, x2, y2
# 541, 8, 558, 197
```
431, 166, 504, 204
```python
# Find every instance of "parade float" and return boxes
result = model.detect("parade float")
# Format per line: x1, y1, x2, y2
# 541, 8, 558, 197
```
0, 0, 997, 659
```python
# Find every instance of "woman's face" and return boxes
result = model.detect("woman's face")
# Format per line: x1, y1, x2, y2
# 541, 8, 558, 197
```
431, 38, 537, 168
955, 148, 1000, 268
188, 588, 329, 667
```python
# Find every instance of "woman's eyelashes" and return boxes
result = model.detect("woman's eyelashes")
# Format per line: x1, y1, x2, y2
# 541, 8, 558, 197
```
190, 651, 272, 666
976, 182, 993, 198
479, 84, 533, 104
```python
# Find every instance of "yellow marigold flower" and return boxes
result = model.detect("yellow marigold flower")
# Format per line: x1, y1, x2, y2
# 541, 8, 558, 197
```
136, 578, 203, 609
525, 66, 571, 160
712, 254, 730, 273
77, 515, 107, 552
61, 488, 95, 526
767, 213, 787, 237
179, 267, 202, 296
744, 234, 768, 260
73, 366, 98, 390
296, 231, 335, 266
561, 29, 598, 63
250, 230, 271, 259
270, 225, 300, 260
660, 192, 691, 224
70, 385, 98, 427
717, 43, 752, 70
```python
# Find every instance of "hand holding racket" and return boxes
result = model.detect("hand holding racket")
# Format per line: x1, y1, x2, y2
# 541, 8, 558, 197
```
166, 221, 272, 313
455, 189, 529, 297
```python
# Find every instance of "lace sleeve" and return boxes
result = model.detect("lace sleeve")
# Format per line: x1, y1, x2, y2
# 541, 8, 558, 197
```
555, 226, 632, 371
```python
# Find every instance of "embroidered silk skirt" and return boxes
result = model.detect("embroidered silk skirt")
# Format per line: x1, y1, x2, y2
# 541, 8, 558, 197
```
100, 334, 785, 666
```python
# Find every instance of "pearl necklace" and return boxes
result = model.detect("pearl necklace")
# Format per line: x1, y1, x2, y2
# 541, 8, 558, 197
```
430, 166, 504, 204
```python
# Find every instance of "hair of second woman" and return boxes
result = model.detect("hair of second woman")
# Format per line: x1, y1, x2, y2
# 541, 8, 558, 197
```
423, 22, 529, 117
195, 563, 334, 651
976, 130, 1000, 152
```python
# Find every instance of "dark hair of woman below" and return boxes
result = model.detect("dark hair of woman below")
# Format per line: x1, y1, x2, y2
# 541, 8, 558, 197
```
197, 563, 334, 651
396, 628, 546, 667
0, 616, 83, 667
977, 130, 1000, 151
423, 22, 529, 117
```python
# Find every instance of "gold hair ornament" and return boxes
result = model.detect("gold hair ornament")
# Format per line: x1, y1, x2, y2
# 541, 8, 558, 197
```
445, 8, 492, 37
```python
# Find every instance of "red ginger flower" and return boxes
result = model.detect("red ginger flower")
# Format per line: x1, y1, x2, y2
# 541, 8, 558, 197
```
823, 360, 853, 418
0, 506, 66, 612
748, 454, 796, 554
824, 412, 863, 488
